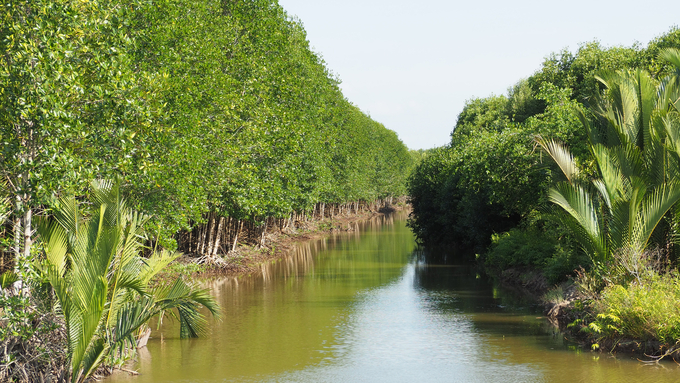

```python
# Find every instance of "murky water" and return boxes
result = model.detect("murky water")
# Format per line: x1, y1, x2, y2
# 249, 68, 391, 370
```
108, 212, 680, 382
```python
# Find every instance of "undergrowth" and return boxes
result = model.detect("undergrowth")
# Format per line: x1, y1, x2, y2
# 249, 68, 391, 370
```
567, 248, 680, 355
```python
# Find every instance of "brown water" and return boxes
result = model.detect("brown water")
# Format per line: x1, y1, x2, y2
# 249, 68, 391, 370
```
108, 212, 680, 382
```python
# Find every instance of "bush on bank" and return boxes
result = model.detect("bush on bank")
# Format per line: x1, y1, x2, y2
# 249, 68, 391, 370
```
595, 273, 680, 344
486, 226, 588, 285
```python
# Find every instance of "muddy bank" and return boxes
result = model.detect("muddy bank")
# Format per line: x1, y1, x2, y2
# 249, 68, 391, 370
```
489, 266, 680, 361
158, 204, 411, 280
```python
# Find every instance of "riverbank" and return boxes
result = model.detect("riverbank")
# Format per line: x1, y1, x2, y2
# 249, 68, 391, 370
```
156, 203, 409, 281
109, 218, 680, 383
488, 263, 680, 362
0, 195, 408, 383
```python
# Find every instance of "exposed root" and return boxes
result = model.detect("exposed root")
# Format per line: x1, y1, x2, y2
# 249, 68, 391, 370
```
0, 312, 68, 383
115, 367, 140, 375
640, 341, 680, 364
193, 254, 230, 268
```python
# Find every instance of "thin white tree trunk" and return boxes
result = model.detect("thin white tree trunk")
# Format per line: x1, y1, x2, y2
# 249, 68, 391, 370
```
232, 220, 242, 252
212, 216, 225, 256
23, 207, 32, 259
206, 214, 216, 256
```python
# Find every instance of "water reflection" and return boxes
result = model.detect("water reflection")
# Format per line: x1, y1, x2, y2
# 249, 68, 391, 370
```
108, 212, 680, 383
410, 248, 680, 383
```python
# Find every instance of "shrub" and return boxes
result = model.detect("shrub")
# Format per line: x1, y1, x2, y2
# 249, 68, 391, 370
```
591, 272, 680, 344
485, 227, 587, 284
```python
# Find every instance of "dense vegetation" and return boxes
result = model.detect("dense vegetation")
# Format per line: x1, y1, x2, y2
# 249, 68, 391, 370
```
408, 29, 680, 271
0, 0, 412, 263
0, 0, 412, 380
408, 28, 680, 354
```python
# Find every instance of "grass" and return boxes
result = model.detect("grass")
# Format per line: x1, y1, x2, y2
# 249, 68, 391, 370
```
542, 286, 567, 306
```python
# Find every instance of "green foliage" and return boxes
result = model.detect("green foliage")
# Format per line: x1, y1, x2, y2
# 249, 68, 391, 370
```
0, 254, 55, 344
638, 27, 680, 78
451, 95, 509, 143
486, 226, 587, 284
530, 41, 643, 103
506, 79, 544, 123
408, 148, 432, 166
38, 180, 219, 382
538, 59, 680, 265
0, 0, 158, 206
409, 81, 584, 255
0, 180, 9, 227
123, 0, 412, 241
0, 273, 17, 290
0, 0, 413, 253
589, 273, 680, 344
409, 29, 680, 274
486, 229, 558, 269
542, 286, 567, 306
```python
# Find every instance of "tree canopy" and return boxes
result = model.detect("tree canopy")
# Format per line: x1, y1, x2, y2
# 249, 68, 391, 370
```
0, 0, 413, 255
408, 28, 680, 269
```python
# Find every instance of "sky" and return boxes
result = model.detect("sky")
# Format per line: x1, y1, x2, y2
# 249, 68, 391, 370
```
277, 0, 680, 150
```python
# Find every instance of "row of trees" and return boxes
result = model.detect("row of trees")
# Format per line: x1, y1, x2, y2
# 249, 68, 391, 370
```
0, 0, 412, 380
407, 29, 680, 276
0, 0, 413, 265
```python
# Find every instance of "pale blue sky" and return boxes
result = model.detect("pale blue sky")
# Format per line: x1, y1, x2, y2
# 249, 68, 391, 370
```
278, 0, 680, 150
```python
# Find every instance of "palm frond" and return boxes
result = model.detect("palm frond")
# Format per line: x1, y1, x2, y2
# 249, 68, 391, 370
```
548, 207, 606, 263
53, 194, 81, 252
37, 218, 69, 277
535, 136, 581, 183
112, 298, 156, 354
549, 183, 607, 260
0, 180, 10, 226
591, 144, 626, 203
634, 182, 680, 250
69, 277, 107, 383
153, 278, 220, 338
77, 338, 108, 383
139, 250, 181, 284
660, 48, 680, 79
39, 179, 220, 382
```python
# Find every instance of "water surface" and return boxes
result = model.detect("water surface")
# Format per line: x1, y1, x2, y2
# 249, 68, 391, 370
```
109, 212, 680, 382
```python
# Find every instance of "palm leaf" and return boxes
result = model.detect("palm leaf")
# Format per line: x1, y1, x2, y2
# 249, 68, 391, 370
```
77, 338, 108, 383
139, 250, 181, 284
591, 144, 626, 204
660, 48, 680, 79
153, 278, 220, 338
0, 180, 10, 226
549, 182, 607, 261
39, 180, 220, 382
633, 182, 680, 251
535, 136, 581, 183
112, 298, 157, 354
37, 218, 69, 277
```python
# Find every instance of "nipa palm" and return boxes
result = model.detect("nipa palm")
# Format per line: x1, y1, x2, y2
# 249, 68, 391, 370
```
38, 180, 219, 383
537, 49, 680, 264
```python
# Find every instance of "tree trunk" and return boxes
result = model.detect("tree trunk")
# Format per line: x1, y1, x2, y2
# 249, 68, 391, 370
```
232, 220, 242, 252
260, 222, 266, 247
212, 216, 225, 256
198, 220, 207, 255
23, 208, 32, 260
206, 214, 216, 256
12, 214, 20, 264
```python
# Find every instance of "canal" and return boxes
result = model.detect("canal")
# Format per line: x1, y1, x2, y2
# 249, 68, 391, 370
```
108, 212, 680, 382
